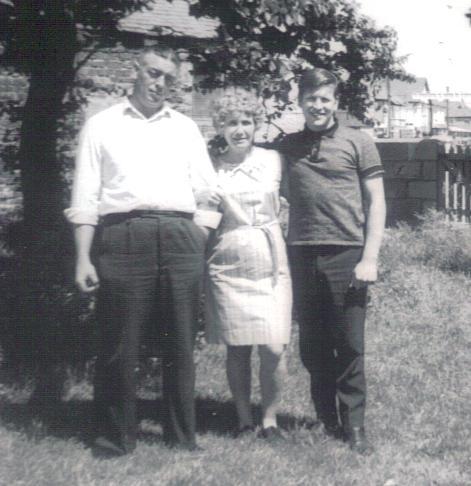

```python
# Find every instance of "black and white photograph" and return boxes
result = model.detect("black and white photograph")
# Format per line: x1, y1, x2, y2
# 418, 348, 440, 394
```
0, 0, 470, 484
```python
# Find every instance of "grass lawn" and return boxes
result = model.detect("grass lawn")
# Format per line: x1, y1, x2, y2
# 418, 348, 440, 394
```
1, 212, 470, 485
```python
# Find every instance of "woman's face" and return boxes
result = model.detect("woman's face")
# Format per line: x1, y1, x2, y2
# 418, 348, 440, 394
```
222, 113, 256, 153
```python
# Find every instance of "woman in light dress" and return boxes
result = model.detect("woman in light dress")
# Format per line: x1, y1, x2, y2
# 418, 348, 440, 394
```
205, 89, 292, 441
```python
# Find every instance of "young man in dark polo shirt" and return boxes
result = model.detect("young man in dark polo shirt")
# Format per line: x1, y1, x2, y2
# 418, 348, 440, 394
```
278, 68, 386, 454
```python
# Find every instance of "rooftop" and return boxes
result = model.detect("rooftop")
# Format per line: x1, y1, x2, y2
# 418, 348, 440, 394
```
119, 0, 219, 39
375, 78, 430, 104
448, 101, 471, 118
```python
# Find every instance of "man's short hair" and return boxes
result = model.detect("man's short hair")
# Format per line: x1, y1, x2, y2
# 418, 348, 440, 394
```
298, 68, 339, 101
139, 45, 180, 68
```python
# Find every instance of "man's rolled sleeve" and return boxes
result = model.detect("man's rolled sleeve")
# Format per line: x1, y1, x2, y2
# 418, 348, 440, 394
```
188, 122, 221, 229
64, 119, 102, 226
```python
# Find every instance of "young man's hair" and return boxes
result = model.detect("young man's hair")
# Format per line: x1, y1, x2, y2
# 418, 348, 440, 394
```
139, 45, 180, 68
298, 68, 339, 101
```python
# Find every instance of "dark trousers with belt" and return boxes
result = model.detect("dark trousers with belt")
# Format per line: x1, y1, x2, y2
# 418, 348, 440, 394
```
289, 245, 368, 431
94, 212, 206, 452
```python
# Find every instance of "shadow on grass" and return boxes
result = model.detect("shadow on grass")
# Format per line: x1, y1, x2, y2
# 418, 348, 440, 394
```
0, 396, 316, 448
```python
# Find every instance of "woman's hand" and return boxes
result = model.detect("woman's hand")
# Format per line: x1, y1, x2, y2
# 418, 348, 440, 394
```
195, 188, 224, 208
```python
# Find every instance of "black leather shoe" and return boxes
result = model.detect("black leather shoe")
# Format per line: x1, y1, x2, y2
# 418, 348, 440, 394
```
166, 441, 204, 452
233, 424, 256, 438
258, 426, 286, 443
92, 436, 128, 458
346, 427, 374, 455
322, 422, 344, 440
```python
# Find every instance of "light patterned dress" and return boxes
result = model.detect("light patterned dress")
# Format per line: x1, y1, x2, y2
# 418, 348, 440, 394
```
205, 147, 292, 345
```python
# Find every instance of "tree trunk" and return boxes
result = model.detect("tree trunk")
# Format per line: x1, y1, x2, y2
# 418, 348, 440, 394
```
16, 2, 79, 405
18, 2, 77, 243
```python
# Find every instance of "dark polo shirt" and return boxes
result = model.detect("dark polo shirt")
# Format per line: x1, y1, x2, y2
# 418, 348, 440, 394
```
278, 122, 384, 246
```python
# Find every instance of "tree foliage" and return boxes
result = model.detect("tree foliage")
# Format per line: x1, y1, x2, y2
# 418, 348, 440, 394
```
185, 0, 409, 122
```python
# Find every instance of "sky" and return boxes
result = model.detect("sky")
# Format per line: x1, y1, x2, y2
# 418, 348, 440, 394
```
357, 0, 471, 93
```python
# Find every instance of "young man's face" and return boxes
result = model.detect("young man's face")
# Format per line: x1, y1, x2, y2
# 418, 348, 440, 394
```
133, 52, 178, 113
299, 84, 339, 132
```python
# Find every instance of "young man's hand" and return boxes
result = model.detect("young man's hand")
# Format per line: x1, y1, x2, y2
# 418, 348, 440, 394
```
351, 259, 378, 288
75, 258, 100, 293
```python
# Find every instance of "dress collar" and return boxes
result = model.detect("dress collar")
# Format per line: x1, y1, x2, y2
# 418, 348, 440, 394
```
215, 147, 264, 181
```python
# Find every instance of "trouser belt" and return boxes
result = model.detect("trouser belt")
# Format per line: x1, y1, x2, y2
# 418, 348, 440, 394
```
101, 210, 193, 225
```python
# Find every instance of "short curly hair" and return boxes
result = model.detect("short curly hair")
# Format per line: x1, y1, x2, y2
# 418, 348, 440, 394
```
211, 88, 264, 133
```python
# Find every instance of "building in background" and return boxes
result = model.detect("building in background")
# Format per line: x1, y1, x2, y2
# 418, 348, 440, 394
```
372, 78, 471, 141
372, 78, 446, 139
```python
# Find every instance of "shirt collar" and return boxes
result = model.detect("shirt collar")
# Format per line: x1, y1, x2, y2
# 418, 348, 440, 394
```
123, 98, 172, 122
302, 118, 339, 139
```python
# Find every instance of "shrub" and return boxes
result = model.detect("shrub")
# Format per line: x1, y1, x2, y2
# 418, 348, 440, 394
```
380, 209, 471, 276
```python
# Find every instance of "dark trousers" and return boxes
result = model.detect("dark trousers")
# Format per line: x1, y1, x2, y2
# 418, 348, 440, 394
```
289, 245, 368, 431
94, 213, 206, 452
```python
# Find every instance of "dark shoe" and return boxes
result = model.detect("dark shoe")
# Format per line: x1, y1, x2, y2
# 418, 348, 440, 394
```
322, 422, 344, 440
166, 441, 204, 452
233, 424, 256, 438
92, 436, 128, 458
180, 443, 204, 452
258, 426, 286, 443
346, 427, 374, 455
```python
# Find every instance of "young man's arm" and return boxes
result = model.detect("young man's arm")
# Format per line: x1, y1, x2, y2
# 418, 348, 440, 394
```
74, 224, 99, 293
352, 175, 386, 288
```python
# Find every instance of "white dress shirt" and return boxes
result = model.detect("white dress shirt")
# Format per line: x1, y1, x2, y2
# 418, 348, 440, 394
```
65, 99, 220, 228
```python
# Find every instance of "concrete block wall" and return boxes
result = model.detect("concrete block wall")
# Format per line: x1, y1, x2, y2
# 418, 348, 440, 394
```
377, 139, 441, 225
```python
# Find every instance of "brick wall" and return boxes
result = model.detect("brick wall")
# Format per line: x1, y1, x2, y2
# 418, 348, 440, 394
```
74, 45, 193, 120
0, 43, 194, 127
377, 139, 441, 225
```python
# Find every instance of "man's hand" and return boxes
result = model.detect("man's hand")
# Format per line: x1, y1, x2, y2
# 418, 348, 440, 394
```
351, 259, 378, 289
75, 258, 100, 293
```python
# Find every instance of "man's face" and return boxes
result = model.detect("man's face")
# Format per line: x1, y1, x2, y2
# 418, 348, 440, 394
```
299, 84, 338, 132
133, 52, 177, 112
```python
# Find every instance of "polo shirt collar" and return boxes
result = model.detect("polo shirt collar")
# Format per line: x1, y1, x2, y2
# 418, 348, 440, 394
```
302, 118, 339, 139
123, 98, 172, 122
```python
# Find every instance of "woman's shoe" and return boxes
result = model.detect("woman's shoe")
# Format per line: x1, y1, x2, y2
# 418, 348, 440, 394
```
258, 426, 286, 443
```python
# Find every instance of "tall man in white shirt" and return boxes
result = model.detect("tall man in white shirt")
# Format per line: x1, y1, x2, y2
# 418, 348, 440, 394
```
65, 45, 220, 455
